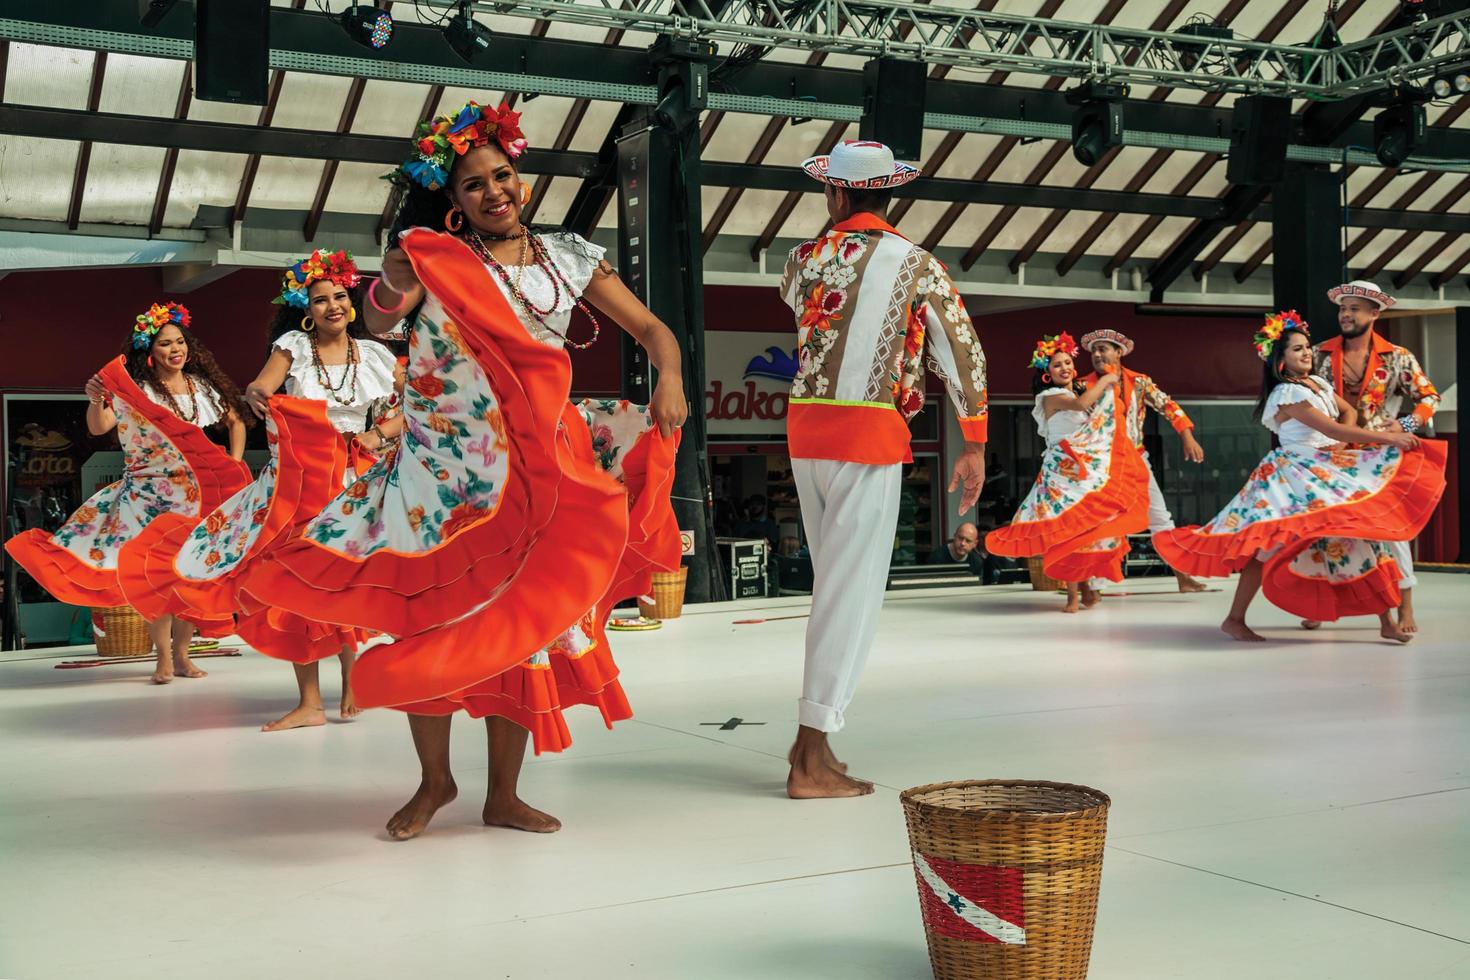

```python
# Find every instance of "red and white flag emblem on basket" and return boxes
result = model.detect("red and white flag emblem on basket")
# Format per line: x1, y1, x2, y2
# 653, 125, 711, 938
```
913, 851, 1027, 944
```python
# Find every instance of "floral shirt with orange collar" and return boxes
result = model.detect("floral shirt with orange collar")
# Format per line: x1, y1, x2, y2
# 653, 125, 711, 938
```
1312, 331, 1439, 433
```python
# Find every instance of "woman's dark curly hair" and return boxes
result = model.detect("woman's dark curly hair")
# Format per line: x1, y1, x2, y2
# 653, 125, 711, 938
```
1030, 348, 1087, 397
122, 326, 255, 429
1253, 325, 1311, 423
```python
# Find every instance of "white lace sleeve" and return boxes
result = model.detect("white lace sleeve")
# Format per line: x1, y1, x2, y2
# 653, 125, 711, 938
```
271, 330, 310, 363
541, 232, 607, 298
1031, 387, 1075, 435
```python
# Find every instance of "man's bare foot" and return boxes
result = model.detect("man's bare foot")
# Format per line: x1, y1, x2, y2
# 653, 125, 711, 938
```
787, 764, 875, 799
1062, 595, 1080, 614
1397, 605, 1418, 634
483, 795, 562, 833
387, 778, 458, 841
1081, 586, 1102, 609
1177, 574, 1208, 593
1300, 620, 1322, 631
173, 654, 207, 679
1221, 618, 1266, 643
1380, 620, 1413, 644
340, 689, 361, 721
261, 704, 327, 732
788, 742, 848, 774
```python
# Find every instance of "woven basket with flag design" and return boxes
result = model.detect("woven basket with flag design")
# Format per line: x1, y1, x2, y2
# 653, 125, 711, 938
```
901, 780, 1111, 980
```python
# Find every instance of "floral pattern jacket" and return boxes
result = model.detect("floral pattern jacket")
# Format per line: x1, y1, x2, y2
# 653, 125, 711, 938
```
779, 212, 988, 463
1313, 331, 1439, 432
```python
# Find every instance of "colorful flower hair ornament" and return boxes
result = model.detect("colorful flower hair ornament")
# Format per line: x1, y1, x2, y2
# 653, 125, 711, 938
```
274, 249, 363, 309
1254, 310, 1308, 362
388, 101, 528, 191
1028, 332, 1080, 370
132, 302, 191, 350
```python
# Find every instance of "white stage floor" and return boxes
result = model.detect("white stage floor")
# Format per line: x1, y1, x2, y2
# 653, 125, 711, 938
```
2, 576, 1468, 979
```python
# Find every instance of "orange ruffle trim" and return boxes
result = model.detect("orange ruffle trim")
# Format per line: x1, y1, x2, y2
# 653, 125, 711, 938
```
5, 357, 250, 611
241, 230, 634, 743
986, 419, 1150, 583
1153, 439, 1447, 580
1261, 542, 1403, 622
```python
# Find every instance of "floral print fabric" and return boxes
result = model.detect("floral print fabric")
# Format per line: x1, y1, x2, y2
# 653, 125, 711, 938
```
1314, 334, 1439, 431
53, 395, 205, 572
173, 413, 283, 581
1200, 444, 1406, 539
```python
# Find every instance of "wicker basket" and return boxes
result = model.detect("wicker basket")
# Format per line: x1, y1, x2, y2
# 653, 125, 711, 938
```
901, 780, 1111, 980
637, 566, 688, 620
91, 605, 152, 657
1027, 556, 1065, 593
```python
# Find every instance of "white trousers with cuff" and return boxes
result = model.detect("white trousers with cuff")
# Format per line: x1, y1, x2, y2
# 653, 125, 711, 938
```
793, 458, 902, 734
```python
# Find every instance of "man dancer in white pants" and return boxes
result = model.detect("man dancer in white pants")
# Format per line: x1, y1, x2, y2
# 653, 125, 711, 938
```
779, 141, 989, 799
1309, 279, 1440, 632
1078, 329, 1209, 598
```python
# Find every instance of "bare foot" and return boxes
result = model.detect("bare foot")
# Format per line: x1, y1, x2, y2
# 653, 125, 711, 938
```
1221, 618, 1266, 643
340, 689, 361, 721
151, 665, 174, 685
483, 796, 562, 833
1397, 608, 1418, 634
1381, 621, 1414, 644
1062, 595, 1080, 614
787, 763, 876, 799
788, 742, 848, 774
173, 654, 207, 679
387, 778, 458, 841
1177, 574, 1208, 594
1081, 586, 1102, 609
1300, 620, 1322, 631
261, 704, 327, 733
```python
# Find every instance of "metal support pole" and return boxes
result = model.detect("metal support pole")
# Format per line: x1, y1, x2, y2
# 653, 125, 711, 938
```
614, 37, 724, 603
1272, 165, 1344, 343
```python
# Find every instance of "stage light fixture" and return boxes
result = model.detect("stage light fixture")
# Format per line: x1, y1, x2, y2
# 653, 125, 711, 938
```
445, 7, 494, 63
138, 0, 178, 28
1429, 71, 1470, 97
1065, 81, 1127, 167
341, 5, 393, 50
1373, 101, 1427, 168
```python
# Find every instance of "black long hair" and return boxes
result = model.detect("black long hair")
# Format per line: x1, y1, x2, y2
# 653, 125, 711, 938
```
1252, 326, 1311, 423
121, 327, 255, 429
265, 282, 374, 351
1030, 349, 1087, 397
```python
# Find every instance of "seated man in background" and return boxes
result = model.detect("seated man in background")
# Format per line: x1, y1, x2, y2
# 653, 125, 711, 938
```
928, 523, 1016, 585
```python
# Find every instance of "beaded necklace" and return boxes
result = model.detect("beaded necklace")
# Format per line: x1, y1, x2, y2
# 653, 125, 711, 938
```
309, 333, 361, 406
463, 227, 602, 350
154, 372, 199, 424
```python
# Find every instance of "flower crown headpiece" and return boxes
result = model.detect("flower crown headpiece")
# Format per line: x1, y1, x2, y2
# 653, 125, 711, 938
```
1028, 332, 1080, 370
132, 302, 191, 350
274, 249, 362, 310
1253, 310, 1308, 362
389, 101, 528, 191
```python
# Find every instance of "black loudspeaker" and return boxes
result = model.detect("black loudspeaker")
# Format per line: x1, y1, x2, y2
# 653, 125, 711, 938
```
195, 0, 269, 105
860, 58, 926, 160
1227, 95, 1293, 185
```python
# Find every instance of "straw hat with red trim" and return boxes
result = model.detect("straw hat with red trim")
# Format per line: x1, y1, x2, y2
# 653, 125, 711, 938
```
1327, 279, 1395, 310
800, 140, 921, 189
1079, 328, 1135, 356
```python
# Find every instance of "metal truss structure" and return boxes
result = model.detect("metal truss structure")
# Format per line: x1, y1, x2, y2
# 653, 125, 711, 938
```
430, 0, 1470, 98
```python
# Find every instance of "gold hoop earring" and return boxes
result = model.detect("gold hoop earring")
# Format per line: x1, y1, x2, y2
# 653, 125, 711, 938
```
445, 207, 464, 232
300, 316, 315, 332
348, 308, 357, 323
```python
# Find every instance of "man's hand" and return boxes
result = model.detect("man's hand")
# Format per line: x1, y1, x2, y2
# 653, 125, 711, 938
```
948, 443, 986, 515
1180, 430, 1205, 464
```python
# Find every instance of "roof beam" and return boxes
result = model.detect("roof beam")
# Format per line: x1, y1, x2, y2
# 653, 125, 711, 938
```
304, 76, 368, 242
233, 0, 305, 225
1348, 171, 1444, 261
1364, 174, 1470, 280
1393, 231, 1463, 289
377, 83, 444, 245
66, 52, 108, 231
1428, 244, 1470, 289
750, 120, 847, 261
148, 63, 193, 237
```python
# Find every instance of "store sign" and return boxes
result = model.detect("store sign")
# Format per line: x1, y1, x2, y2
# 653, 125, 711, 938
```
705, 331, 797, 437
